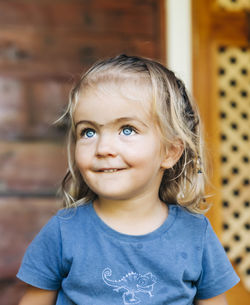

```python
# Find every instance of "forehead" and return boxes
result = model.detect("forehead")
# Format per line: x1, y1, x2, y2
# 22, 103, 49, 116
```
74, 79, 155, 123
84, 75, 152, 103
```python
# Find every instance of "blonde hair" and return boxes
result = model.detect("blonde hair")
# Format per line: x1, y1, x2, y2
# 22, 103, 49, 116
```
58, 54, 209, 214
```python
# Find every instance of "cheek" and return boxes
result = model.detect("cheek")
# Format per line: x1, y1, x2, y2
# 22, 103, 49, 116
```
126, 143, 162, 167
75, 145, 91, 170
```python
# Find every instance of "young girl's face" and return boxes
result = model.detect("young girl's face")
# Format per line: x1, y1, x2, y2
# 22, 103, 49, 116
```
73, 82, 173, 202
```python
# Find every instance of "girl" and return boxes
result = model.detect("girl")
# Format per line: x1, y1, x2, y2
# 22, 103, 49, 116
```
17, 55, 239, 305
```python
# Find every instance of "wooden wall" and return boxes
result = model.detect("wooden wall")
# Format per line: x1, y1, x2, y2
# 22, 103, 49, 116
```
0, 1, 165, 303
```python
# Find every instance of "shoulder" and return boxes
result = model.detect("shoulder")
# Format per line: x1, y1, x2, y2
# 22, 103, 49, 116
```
52, 202, 93, 234
173, 204, 209, 230
169, 204, 210, 246
56, 202, 92, 221
25, 203, 93, 245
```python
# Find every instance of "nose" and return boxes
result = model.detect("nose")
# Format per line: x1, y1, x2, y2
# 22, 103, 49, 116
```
95, 133, 117, 158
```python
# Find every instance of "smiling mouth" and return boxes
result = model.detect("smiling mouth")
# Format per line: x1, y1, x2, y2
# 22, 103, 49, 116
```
97, 168, 124, 173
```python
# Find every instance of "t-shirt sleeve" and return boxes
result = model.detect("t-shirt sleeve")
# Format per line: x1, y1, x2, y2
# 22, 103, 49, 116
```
16, 215, 63, 290
196, 218, 240, 300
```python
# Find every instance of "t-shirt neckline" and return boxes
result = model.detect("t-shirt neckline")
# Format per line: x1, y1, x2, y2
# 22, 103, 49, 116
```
88, 202, 178, 242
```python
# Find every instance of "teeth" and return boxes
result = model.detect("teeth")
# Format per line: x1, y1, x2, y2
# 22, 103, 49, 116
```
103, 169, 118, 173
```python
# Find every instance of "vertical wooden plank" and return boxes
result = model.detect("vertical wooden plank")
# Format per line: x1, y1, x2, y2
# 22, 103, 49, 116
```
192, 0, 222, 234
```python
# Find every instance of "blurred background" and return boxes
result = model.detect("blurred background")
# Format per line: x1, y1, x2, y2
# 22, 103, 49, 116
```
0, 0, 249, 304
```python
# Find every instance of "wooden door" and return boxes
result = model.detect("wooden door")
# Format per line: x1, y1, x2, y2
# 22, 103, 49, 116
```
192, 0, 250, 304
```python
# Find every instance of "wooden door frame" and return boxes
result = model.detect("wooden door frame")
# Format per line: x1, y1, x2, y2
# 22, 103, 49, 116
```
192, 0, 250, 303
192, 0, 221, 234
192, 0, 249, 234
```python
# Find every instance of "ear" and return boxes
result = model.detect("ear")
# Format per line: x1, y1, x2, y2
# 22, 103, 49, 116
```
161, 141, 184, 169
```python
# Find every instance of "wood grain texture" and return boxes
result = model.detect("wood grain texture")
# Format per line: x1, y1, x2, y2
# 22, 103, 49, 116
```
0, 0, 164, 79
0, 78, 71, 139
0, 197, 60, 278
0, 141, 66, 194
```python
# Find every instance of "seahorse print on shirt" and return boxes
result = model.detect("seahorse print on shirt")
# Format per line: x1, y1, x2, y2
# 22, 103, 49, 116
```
102, 267, 157, 304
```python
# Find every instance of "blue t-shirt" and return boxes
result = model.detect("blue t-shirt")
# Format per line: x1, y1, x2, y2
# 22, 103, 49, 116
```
17, 203, 239, 304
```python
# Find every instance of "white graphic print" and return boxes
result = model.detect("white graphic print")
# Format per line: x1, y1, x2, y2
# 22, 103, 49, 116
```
102, 268, 157, 304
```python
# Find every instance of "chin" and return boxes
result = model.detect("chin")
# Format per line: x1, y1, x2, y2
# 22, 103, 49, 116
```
96, 190, 136, 201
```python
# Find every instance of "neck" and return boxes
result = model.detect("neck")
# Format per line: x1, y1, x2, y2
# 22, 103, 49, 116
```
93, 193, 168, 235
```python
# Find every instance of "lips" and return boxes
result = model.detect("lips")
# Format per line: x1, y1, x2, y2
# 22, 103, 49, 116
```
102, 169, 119, 173
96, 168, 125, 173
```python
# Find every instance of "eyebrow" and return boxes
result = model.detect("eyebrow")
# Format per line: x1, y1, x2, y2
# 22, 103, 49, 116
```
75, 117, 148, 129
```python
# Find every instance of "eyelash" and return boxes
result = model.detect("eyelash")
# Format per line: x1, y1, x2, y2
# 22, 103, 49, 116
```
120, 125, 138, 136
80, 128, 96, 138
79, 125, 138, 138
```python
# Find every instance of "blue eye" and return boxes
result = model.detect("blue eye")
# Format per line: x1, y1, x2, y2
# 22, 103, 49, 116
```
121, 126, 135, 136
81, 128, 96, 138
